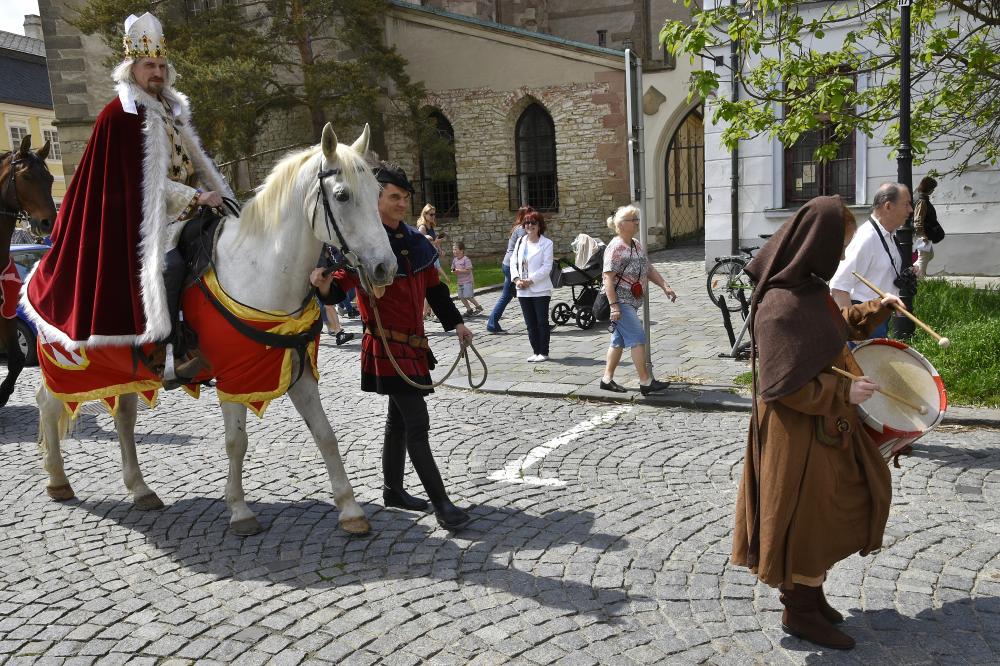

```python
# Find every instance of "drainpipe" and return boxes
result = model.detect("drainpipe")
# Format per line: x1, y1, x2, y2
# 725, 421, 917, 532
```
730, 0, 740, 255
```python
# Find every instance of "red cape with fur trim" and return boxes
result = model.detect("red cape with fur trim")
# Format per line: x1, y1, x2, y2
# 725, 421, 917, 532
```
26, 97, 147, 342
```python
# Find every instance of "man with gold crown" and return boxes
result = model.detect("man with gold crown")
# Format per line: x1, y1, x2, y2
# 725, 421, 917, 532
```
23, 12, 233, 385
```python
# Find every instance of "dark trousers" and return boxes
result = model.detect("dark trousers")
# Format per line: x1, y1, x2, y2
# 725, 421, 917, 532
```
518, 295, 551, 356
384, 392, 450, 507
486, 263, 515, 330
163, 248, 185, 343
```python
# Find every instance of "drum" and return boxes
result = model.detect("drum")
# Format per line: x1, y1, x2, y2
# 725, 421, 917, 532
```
852, 339, 947, 463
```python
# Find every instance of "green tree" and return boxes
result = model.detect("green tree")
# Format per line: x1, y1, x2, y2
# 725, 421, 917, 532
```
73, 0, 430, 161
660, 0, 1000, 173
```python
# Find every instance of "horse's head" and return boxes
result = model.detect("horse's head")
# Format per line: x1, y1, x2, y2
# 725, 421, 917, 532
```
310, 123, 397, 292
1, 135, 58, 237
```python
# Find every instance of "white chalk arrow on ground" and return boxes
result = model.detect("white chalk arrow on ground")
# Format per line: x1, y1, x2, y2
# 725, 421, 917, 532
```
488, 404, 633, 486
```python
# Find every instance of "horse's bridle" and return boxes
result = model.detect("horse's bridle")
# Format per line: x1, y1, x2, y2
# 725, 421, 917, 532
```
312, 167, 362, 270
0, 153, 26, 221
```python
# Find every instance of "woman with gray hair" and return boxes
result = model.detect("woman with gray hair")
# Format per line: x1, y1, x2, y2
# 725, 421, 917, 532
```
599, 205, 677, 395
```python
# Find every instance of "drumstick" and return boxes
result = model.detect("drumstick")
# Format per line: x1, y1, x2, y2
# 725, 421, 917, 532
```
829, 366, 928, 415
851, 271, 951, 348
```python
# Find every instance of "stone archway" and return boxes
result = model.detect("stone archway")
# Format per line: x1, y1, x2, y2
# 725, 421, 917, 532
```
664, 108, 705, 245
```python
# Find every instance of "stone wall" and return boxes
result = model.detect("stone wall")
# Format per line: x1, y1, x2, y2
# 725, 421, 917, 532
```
37, 0, 116, 178
385, 71, 628, 258
424, 1, 549, 31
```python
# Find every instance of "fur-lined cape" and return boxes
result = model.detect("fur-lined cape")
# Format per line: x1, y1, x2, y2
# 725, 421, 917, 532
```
22, 82, 232, 350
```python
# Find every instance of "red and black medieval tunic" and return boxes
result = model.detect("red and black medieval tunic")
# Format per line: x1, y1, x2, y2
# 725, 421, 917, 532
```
331, 223, 462, 394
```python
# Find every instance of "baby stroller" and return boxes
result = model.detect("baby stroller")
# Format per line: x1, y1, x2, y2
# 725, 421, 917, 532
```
550, 233, 606, 330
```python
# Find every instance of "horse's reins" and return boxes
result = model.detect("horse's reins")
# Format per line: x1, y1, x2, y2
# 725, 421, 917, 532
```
0, 153, 27, 221
311, 165, 487, 389
358, 266, 488, 391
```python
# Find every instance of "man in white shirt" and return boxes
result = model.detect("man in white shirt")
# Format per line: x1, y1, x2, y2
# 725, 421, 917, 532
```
830, 182, 913, 338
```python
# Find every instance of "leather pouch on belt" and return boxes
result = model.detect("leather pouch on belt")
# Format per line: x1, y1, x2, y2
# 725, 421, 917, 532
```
815, 414, 851, 449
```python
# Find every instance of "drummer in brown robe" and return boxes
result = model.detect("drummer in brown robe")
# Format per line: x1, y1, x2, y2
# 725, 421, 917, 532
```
731, 195, 905, 650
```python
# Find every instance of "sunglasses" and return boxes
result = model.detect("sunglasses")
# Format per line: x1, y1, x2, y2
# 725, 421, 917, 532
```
427, 213, 437, 217
524, 221, 539, 226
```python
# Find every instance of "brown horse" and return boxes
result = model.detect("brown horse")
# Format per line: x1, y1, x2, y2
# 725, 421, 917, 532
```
1, 135, 57, 407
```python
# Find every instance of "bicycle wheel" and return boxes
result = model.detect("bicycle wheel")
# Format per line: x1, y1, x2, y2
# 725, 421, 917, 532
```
707, 258, 751, 312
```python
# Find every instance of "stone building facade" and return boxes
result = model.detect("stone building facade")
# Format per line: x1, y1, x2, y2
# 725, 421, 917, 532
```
384, 1, 629, 255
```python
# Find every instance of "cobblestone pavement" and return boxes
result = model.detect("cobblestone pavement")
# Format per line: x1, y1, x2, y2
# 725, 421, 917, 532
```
2, 345, 999, 665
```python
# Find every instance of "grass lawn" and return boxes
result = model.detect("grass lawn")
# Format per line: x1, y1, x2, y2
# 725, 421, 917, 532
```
437, 254, 505, 294
732, 280, 1000, 407
904, 279, 1000, 407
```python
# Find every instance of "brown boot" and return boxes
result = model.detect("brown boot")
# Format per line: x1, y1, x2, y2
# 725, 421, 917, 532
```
163, 349, 210, 391
818, 584, 844, 624
779, 584, 855, 650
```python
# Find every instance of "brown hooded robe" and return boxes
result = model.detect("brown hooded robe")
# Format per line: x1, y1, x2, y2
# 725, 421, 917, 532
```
731, 196, 893, 589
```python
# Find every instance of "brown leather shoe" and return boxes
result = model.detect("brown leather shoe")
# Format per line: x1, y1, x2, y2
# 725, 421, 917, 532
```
780, 585, 854, 650
163, 350, 210, 391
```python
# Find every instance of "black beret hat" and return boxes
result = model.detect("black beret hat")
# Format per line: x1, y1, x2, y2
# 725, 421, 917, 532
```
373, 161, 415, 193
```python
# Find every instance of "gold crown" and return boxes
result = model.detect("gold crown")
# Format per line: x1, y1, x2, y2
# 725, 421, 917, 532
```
122, 13, 167, 59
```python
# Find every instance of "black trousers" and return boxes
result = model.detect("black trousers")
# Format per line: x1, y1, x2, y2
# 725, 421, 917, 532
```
518, 295, 551, 355
384, 392, 449, 505
163, 248, 186, 344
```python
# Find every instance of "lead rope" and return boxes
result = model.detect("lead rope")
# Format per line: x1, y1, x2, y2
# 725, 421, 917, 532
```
358, 269, 488, 390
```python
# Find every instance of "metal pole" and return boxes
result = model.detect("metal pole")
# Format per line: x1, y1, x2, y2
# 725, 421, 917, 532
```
624, 49, 652, 368
729, 0, 740, 255
895, 0, 915, 338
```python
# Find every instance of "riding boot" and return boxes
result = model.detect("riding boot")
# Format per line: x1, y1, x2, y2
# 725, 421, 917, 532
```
404, 436, 471, 531
779, 585, 854, 650
162, 249, 208, 389
382, 423, 428, 511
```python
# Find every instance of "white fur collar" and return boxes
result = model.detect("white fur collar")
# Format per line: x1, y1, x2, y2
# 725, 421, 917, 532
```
116, 81, 187, 119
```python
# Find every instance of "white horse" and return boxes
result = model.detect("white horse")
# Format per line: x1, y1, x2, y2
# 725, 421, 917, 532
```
36, 123, 396, 535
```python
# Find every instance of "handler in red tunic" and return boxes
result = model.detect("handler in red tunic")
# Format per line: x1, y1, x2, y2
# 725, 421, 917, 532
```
312, 163, 474, 531
22, 12, 232, 383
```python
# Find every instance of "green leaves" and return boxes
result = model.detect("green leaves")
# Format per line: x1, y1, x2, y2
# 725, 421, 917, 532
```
659, 0, 1000, 172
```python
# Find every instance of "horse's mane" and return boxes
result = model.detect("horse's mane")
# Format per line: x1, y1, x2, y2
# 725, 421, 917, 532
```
239, 142, 371, 237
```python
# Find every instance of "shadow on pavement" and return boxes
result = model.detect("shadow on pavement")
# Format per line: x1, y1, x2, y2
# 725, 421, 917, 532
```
790, 595, 1000, 663
71, 497, 644, 622
913, 442, 1000, 471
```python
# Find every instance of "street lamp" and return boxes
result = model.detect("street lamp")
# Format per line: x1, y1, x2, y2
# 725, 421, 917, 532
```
894, 0, 916, 339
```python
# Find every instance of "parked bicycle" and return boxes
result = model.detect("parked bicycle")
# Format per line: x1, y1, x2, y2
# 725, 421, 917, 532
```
706, 235, 771, 312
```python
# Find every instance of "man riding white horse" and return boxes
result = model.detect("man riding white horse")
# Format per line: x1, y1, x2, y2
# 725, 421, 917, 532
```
23, 12, 231, 384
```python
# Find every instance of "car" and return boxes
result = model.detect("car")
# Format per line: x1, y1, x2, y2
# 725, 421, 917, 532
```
1, 243, 50, 366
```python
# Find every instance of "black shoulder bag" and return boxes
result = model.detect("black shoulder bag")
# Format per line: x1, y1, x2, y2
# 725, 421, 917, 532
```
592, 241, 635, 322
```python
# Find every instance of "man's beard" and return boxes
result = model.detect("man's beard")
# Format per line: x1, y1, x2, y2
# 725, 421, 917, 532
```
145, 79, 165, 94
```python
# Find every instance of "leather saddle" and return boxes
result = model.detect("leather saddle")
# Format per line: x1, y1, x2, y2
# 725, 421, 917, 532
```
176, 198, 239, 288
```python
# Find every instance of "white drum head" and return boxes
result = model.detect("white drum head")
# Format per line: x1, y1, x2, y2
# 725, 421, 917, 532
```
853, 341, 944, 433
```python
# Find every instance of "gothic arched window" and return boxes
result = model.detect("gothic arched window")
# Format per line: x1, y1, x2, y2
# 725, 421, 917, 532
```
511, 104, 558, 212
418, 111, 459, 217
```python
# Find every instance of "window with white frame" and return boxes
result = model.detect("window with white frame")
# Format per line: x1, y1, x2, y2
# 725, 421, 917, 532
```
9, 126, 29, 149
42, 129, 62, 160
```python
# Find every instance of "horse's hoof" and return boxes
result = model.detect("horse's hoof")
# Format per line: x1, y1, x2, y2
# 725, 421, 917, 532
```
230, 516, 263, 536
46, 484, 75, 502
134, 493, 165, 511
340, 516, 371, 535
